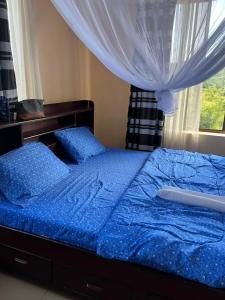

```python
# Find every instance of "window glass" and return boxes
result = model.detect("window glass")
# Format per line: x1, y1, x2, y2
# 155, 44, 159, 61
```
200, 69, 225, 131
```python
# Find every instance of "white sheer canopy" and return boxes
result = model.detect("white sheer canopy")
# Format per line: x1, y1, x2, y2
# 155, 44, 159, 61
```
52, 0, 225, 115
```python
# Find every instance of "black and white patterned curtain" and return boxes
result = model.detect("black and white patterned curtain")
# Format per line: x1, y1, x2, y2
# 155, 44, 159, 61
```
0, 0, 17, 122
126, 85, 164, 151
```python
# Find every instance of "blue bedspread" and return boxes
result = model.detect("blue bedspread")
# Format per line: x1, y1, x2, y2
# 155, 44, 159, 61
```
0, 149, 148, 251
1, 147, 225, 287
97, 148, 225, 288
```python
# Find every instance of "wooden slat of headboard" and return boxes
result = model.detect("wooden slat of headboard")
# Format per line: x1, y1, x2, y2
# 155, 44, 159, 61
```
0, 100, 94, 156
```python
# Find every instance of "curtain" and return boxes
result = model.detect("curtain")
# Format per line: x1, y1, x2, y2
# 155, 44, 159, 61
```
52, 0, 225, 115
163, 0, 213, 151
6, 0, 43, 101
0, 0, 17, 122
163, 85, 202, 151
126, 86, 164, 151
126, 1, 173, 151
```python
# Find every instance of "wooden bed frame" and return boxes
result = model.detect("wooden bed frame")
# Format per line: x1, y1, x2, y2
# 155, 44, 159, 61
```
0, 100, 224, 300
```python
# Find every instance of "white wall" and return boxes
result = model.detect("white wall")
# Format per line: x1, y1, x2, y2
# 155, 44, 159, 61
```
198, 133, 225, 156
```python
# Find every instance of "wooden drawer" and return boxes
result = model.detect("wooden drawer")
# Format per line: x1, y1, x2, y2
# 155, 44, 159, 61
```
0, 244, 52, 283
54, 264, 131, 300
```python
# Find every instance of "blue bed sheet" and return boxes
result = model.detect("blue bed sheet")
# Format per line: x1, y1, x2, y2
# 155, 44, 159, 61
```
0, 149, 148, 251
97, 148, 225, 288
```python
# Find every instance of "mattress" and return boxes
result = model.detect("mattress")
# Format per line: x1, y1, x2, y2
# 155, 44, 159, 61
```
0, 149, 149, 251
97, 148, 225, 288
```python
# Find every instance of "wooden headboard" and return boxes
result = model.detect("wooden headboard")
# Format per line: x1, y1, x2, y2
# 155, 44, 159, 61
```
0, 100, 94, 156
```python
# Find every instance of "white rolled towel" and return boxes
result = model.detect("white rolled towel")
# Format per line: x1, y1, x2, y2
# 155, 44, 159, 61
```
157, 186, 225, 212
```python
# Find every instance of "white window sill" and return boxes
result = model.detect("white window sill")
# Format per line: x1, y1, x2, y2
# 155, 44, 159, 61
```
199, 131, 225, 137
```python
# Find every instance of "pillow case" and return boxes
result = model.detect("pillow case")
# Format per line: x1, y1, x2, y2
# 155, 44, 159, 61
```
0, 142, 70, 206
54, 127, 106, 163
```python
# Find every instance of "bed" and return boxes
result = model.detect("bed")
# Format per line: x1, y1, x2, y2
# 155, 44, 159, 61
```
0, 100, 225, 300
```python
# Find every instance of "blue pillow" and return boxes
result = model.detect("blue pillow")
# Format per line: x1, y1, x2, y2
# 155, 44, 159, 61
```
0, 142, 70, 206
54, 127, 106, 163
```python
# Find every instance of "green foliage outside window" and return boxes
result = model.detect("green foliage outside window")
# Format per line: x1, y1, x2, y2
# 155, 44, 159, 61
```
200, 69, 225, 131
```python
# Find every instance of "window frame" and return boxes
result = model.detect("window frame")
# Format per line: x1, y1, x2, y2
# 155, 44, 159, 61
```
199, 114, 225, 133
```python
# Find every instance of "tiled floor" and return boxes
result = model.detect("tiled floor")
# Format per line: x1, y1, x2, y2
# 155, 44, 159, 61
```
0, 271, 81, 300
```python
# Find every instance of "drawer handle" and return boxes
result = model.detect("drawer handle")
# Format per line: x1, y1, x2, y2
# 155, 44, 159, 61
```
13, 258, 28, 265
86, 283, 103, 293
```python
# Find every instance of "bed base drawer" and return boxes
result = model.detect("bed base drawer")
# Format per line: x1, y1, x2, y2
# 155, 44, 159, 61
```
53, 264, 131, 300
0, 244, 52, 283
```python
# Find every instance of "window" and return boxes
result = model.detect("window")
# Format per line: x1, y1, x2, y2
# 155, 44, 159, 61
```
199, 68, 225, 132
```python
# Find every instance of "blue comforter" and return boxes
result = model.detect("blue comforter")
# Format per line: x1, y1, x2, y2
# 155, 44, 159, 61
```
1, 147, 225, 287
97, 148, 225, 288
